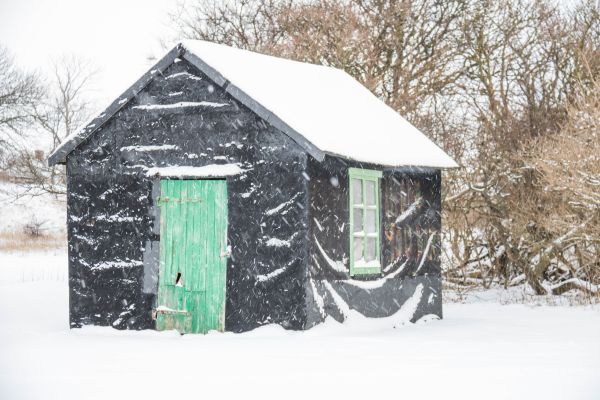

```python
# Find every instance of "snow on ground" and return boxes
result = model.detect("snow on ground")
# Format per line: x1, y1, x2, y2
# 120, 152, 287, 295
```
444, 283, 599, 306
1, 251, 599, 400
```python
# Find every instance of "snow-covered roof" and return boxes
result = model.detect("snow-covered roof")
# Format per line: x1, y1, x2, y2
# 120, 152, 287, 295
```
49, 40, 458, 168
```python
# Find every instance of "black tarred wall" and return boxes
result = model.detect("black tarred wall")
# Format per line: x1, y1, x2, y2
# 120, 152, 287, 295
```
66, 58, 309, 332
304, 156, 443, 327
64, 55, 445, 333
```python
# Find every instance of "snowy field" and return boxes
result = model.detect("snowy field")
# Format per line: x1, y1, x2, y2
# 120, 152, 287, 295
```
1, 251, 599, 400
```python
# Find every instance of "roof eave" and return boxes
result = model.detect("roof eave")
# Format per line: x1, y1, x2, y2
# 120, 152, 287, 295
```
322, 151, 459, 170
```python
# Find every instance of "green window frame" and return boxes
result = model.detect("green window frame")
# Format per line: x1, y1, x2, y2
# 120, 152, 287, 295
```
349, 167, 383, 276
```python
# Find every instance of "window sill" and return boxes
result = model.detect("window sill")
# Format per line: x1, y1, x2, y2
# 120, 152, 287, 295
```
350, 265, 381, 276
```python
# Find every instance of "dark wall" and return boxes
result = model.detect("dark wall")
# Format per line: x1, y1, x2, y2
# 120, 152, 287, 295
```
66, 58, 308, 332
305, 156, 443, 327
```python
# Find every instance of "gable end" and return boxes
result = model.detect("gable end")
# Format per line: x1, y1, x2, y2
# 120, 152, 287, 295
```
48, 45, 184, 166
48, 44, 325, 166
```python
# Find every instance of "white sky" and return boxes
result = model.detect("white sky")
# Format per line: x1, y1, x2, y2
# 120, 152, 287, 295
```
0, 0, 180, 106
0, 0, 582, 111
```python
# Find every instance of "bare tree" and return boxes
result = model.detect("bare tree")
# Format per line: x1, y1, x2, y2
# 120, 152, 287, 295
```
0, 46, 44, 173
522, 75, 600, 297
172, 0, 468, 150
444, 0, 600, 297
35, 55, 96, 148
171, 0, 600, 298
172, 0, 292, 50
11, 55, 97, 196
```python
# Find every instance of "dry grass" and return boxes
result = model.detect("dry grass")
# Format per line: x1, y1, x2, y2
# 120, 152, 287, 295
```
0, 230, 66, 252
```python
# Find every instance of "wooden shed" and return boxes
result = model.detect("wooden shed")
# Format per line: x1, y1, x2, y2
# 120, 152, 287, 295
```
49, 41, 457, 333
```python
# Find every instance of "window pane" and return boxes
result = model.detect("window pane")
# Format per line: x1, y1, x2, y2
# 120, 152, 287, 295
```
366, 238, 377, 262
352, 178, 363, 205
365, 180, 376, 205
365, 209, 377, 233
353, 237, 364, 263
353, 208, 363, 233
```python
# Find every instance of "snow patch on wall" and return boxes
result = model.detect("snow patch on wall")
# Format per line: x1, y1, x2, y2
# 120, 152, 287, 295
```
323, 281, 350, 318
90, 260, 143, 271
341, 260, 408, 290
120, 144, 179, 152
132, 101, 227, 111
264, 237, 291, 248
146, 164, 244, 178
428, 293, 436, 305
414, 233, 435, 274
240, 183, 258, 198
309, 279, 326, 319
95, 214, 140, 223
331, 283, 425, 324
256, 265, 289, 283
73, 234, 94, 246
165, 71, 203, 81
265, 193, 300, 216
314, 235, 347, 273
390, 283, 424, 322
395, 197, 423, 226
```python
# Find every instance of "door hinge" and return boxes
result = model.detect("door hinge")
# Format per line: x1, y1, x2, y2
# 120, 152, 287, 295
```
153, 307, 189, 320
156, 196, 202, 205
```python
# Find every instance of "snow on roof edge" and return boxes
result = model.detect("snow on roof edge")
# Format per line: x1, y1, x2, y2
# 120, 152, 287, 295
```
323, 150, 459, 169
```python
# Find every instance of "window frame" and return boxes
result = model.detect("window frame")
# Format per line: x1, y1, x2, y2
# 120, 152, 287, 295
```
348, 167, 383, 276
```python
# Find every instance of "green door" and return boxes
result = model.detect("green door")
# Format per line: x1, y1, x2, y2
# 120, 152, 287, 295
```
155, 179, 228, 334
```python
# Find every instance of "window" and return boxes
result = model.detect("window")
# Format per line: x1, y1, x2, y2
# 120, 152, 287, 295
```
382, 176, 440, 266
349, 168, 382, 276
